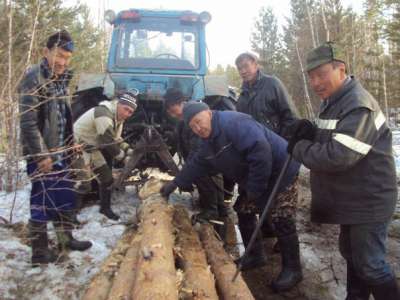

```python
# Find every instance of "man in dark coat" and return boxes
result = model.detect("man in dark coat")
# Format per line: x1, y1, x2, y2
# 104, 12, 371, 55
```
19, 30, 92, 266
160, 102, 303, 292
235, 52, 300, 245
289, 42, 399, 299
235, 52, 298, 140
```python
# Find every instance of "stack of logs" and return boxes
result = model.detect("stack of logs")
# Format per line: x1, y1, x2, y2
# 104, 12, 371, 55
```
82, 178, 254, 300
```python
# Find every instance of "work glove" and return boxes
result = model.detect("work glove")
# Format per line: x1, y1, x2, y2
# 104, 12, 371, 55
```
115, 149, 125, 162
287, 119, 316, 154
126, 147, 134, 156
160, 181, 178, 198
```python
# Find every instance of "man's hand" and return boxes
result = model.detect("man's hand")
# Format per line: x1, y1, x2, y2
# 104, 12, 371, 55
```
71, 143, 83, 155
287, 119, 316, 154
160, 181, 178, 198
37, 157, 53, 173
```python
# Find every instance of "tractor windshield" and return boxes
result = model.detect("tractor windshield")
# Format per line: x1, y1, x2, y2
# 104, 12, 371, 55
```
115, 17, 199, 70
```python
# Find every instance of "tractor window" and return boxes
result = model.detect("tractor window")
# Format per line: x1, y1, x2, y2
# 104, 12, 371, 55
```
116, 19, 199, 70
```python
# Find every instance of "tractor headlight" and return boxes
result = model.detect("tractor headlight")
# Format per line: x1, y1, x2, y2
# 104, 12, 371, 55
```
199, 11, 211, 24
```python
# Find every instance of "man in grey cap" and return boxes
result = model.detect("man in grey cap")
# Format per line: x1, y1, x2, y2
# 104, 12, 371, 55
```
160, 102, 303, 292
288, 42, 399, 299
73, 91, 137, 220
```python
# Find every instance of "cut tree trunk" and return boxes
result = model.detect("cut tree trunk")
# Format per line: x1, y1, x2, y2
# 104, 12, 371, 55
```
107, 234, 141, 300
82, 230, 135, 300
199, 224, 255, 300
131, 192, 178, 300
173, 205, 219, 300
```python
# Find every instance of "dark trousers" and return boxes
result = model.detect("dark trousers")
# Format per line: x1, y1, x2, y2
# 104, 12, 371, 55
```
339, 222, 395, 285
28, 160, 75, 222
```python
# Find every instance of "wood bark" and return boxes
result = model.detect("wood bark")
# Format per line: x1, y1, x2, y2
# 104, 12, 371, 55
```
107, 235, 141, 300
199, 224, 255, 300
131, 194, 178, 300
82, 231, 135, 300
173, 205, 219, 300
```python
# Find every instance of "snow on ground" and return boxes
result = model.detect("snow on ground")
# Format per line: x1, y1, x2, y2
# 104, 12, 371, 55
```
0, 170, 140, 300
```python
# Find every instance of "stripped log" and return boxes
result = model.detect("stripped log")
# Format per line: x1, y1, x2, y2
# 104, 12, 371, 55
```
107, 234, 141, 300
173, 205, 219, 300
199, 224, 255, 300
82, 230, 135, 300
131, 188, 178, 300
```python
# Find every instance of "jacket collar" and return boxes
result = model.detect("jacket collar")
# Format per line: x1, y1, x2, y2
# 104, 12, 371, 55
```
321, 75, 357, 112
40, 58, 72, 83
99, 100, 120, 124
241, 70, 263, 92
209, 111, 221, 141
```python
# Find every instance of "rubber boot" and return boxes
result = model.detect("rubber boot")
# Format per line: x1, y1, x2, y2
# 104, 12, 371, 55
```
370, 277, 400, 300
29, 220, 58, 266
271, 233, 303, 292
235, 213, 267, 271
99, 186, 120, 221
345, 263, 371, 300
54, 212, 92, 252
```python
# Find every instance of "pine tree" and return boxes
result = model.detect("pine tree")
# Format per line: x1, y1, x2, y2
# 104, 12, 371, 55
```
250, 6, 285, 77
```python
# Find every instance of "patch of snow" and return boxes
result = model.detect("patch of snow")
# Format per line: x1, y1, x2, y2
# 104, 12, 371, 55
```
0, 179, 139, 300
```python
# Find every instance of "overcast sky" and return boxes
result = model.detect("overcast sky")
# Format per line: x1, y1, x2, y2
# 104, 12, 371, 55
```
70, 0, 364, 68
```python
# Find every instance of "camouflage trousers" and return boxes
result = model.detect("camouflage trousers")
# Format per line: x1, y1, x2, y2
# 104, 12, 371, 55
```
235, 178, 299, 222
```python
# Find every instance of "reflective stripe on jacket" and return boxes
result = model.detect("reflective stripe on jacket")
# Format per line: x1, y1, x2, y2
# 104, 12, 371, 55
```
293, 77, 397, 224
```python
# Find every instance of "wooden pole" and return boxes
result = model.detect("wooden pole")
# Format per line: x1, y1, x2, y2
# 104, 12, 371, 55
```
107, 235, 141, 300
82, 231, 135, 300
131, 194, 178, 300
199, 224, 255, 300
173, 205, 219, 300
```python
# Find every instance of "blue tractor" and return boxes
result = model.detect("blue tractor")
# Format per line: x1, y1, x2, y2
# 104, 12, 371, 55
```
72, 8, 235, 186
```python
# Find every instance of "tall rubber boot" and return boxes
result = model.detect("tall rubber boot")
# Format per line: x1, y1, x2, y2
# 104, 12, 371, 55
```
196, 176, 220, 222
370, 277, 400, 300
29, 220, 58, 266
54, 212, 92, 252
235, 213, 267, 271
345, 263, 371, 300
271, 232, 303, 292
99, 186, 120, 221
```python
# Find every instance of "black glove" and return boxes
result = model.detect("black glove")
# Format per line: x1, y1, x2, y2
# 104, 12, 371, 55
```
160, 181, 178, 198
287, 119, 316, 154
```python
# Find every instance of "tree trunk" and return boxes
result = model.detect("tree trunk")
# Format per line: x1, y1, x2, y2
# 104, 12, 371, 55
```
199, 224, 255, 300
131, 194, 178, 300
107, 235, 141, 300
81, 231, 135, 300
173, 205, 219, 300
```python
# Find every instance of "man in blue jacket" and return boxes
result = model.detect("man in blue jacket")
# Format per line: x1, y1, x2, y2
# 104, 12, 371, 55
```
160, 102, 302, 292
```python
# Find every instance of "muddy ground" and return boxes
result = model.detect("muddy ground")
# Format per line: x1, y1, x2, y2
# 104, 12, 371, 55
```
242, 182, 400, 300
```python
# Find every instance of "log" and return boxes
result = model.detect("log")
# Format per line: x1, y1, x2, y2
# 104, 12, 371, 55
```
131, 192, 178, 300
199, 224, 255, 300
107, 234, 141, 300
173, 205, 219, 300
82, 230, 135, 300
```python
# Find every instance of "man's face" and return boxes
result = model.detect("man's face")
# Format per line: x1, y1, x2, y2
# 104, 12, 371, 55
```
44, 47, 72, 76
117, 103, 135, 122
236, 58, 259, 84
307, 62, 346, 100
189, 110, 212, 139
166, 103, 184, 120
